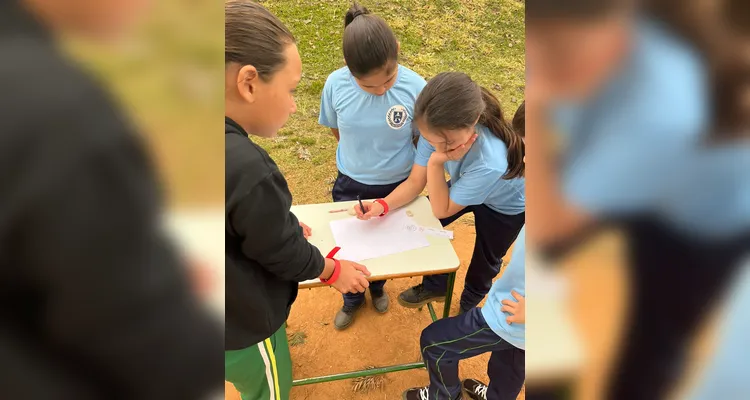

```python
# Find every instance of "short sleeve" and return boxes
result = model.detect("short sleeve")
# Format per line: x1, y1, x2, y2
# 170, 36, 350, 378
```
449, 167, 504, 207
563, 123, 695, 216
414, 135, 435, 167
318, 76, 338, 128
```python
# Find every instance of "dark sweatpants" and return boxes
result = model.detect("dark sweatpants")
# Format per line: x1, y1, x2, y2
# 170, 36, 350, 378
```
423, 205, 525, 311
420, 307, 525, 400
607, 218, 750, 400
331, 171, 406, 308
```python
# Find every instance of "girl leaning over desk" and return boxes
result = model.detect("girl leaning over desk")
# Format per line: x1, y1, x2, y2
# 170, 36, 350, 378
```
355, 72, 526, 315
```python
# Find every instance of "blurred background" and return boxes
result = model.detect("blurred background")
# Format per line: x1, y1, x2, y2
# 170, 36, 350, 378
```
69, 0, 223, 207
525, 0, 750, 399
69, 0, 225, 314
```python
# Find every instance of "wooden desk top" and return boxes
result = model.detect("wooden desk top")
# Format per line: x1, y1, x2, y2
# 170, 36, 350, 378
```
292, 197, 460, 289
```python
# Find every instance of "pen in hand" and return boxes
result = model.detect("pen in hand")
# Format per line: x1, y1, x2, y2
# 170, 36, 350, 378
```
357, 194, 366, 215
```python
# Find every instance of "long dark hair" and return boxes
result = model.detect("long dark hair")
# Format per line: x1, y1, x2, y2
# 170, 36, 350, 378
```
225, 0, 295, 81
342, 2, 399, 78
414, 72, 525, 179
645, 0, 750, 139
513, 101, 525, 138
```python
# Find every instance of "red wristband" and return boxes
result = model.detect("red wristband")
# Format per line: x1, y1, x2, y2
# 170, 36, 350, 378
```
321, 258, 341, 285
374, 199, 389, 216
321, 247, 342, 285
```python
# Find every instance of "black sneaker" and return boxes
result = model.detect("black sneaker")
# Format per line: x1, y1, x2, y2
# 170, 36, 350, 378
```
397, 284, 446, 308
402, 386, 430, 400
462, 379, 488, 400
333, 302, 363, 330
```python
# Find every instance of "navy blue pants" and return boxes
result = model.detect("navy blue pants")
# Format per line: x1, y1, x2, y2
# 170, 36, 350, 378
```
332, 172, 406, 308
606, 218, 750, 400
420, 307, 525, 400
423, 205, 525, 311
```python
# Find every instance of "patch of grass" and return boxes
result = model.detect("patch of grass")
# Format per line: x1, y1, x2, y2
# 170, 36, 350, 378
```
293, 137, 317, 146
352, 366, 386, 393
68, 1, 224, 206
288, 331, 308, 347
260, 0, 525, 205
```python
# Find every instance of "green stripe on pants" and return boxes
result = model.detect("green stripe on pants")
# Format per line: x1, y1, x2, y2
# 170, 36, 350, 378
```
225, 323, 293, 400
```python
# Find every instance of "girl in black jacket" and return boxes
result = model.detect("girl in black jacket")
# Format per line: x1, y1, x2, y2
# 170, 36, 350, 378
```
224, 2, 372, 399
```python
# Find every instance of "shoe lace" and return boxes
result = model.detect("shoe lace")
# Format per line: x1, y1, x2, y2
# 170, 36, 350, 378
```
418, 387, 430, 400
473, 383, 488, 399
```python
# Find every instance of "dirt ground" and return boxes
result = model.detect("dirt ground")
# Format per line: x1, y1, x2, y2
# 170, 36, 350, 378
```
227, 220, 525, 399
226, 226, 715, 400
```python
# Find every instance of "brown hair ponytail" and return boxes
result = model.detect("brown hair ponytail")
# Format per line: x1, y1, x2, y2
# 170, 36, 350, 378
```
479, 88, 525, 179
414, 72, 525, 180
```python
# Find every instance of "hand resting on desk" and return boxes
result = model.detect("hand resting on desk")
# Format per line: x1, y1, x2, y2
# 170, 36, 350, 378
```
331, 260, 372, 294
298, 221, 312, 238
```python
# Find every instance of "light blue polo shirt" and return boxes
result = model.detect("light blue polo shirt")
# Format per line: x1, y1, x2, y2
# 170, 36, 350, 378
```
414, 124, 526, 215
481, 226, 526, 350
319, 64, 426, 185
658, 143, 750, 238
689, 259, 750, 400
554, 19, 750, 238
554, 18, 709, 220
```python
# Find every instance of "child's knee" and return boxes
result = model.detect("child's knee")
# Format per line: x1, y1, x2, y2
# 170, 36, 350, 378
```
419, 325, 441, 357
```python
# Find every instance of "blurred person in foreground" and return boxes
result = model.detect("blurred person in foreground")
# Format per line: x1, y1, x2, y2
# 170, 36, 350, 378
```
687, 258, 750, 400
224, 2, 372, 399
526, 0, 750, 399
0, 1, 222, 399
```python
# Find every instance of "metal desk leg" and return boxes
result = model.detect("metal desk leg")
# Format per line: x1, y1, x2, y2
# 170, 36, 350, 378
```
443, 271, 456, 318
426, 302, 438, 322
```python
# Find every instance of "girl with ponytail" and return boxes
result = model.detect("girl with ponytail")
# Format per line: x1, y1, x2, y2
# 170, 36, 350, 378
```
356, 72, 525, 314
319, 2, 427, 330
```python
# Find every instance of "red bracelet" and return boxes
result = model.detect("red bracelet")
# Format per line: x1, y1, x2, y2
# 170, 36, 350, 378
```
374, 199, 389, 217
320, 247, 342, 285
320, 258, 341, 285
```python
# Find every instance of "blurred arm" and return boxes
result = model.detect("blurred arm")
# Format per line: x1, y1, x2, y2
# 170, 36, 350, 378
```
19, 136, 223, 400
525, 102, 594, 248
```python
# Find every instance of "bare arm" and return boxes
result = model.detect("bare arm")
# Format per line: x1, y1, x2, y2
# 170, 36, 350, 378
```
525, 92, 593, 247
356, 164, 427, 219
331, 128, 340, 142
426, 157, 466, 219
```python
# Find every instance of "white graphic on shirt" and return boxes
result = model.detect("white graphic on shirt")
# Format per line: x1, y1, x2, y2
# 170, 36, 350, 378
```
386, 105, 408, 129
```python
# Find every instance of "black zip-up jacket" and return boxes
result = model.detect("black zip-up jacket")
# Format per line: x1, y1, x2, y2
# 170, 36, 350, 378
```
0, 3, 222, 399
225, 118, 325, 350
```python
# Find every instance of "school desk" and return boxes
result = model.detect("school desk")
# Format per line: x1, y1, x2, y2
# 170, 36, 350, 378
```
525, 255, 584, 391
290, 196, 461, 386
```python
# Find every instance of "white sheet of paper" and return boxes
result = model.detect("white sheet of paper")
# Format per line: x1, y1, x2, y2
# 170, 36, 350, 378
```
329, 209, 430, 262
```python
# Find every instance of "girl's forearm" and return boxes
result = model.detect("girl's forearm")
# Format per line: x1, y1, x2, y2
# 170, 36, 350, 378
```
383, 179, 422, 210
426, 158, 451, 217
383, 165, 427, 210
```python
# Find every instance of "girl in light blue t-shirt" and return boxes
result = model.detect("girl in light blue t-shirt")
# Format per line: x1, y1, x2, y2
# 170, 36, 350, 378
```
356, 72, 526, 315
318, 3, 427, 330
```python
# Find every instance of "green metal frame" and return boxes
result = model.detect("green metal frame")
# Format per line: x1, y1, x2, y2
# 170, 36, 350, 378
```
292, 271, 458, 386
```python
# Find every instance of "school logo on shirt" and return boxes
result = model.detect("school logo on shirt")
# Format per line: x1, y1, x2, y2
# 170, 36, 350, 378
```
386, 105, 408, 130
